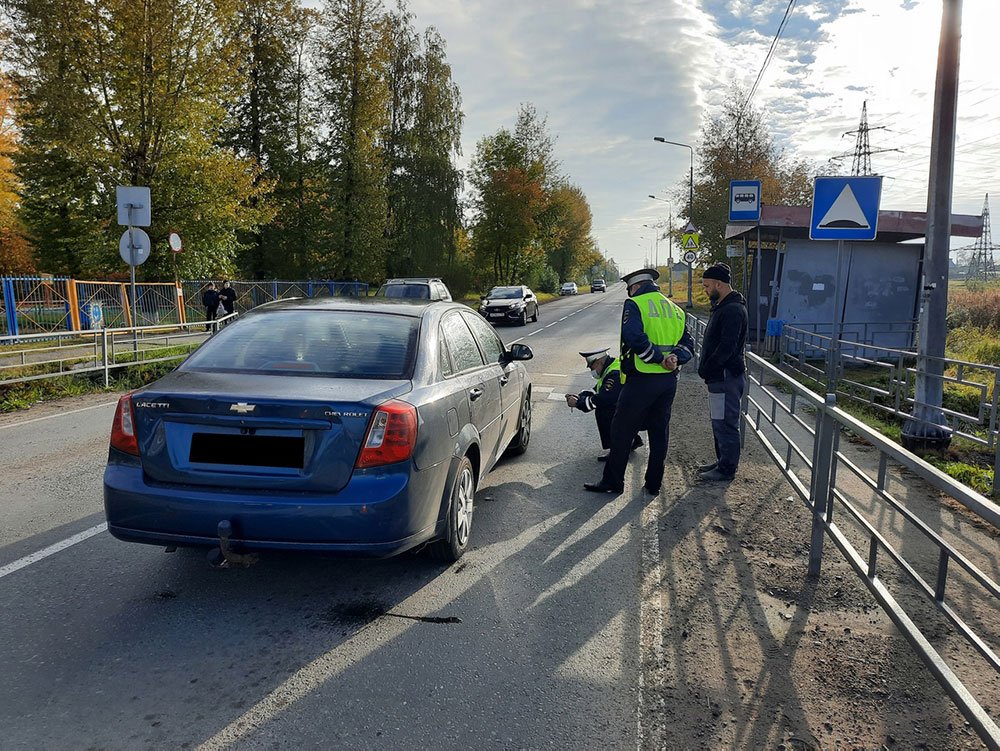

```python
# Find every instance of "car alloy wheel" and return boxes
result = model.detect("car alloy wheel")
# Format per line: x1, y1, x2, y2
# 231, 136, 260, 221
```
507, 390, 531, 456
429, 455, 476, 562
518, 309, 527, 326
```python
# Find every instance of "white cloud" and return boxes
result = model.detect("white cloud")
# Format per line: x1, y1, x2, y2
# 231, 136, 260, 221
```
406, 0, 1000, 271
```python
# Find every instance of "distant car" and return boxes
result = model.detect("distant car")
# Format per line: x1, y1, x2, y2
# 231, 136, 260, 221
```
479, 285, 539, 326
590, 278, 606, 293
560, 282, 578, 296
375, 277, 452, 301
103, 297, 534, 562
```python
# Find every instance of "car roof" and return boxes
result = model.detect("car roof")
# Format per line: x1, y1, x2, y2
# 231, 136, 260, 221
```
240, 296, 460, 318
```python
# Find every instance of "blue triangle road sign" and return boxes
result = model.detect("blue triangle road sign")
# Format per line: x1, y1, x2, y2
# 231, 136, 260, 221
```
809, 176, 882, 241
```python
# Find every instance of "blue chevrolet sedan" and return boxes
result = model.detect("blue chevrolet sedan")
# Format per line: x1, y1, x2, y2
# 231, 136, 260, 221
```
103, 298, 533, 562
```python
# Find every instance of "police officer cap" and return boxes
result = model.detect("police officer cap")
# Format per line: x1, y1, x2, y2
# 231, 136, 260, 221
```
578, 348, 610, 365
621, 267, 660, 285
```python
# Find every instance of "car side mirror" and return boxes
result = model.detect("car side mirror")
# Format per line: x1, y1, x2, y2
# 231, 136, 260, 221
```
480, 294, 487, 300
509, 343, 533, 361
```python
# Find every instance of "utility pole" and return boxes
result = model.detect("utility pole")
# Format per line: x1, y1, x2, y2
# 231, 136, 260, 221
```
902, 0, 962, 453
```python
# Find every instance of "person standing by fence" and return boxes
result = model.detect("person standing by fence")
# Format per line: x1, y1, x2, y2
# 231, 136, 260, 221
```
219, 280, 237, 317
697, 263, 748, 482
202, 282, 220, 331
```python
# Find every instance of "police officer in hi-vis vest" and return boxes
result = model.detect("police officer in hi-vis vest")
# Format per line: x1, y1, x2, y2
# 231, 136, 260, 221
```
584, 268, 695, 495
566, 348, 643, 461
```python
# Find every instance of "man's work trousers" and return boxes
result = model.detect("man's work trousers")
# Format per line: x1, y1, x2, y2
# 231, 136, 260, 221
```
601, 372, 677, 491
708, 371, 746, 477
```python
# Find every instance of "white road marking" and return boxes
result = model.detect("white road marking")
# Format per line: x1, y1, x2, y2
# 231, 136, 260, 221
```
508, 337, 524, 344
546, 392, 567, 401
0, 401, 118, 431
532, 386, 554, 394
636, 490, 665, 749
527, 330, 540, 336
538, 373, 567, 378
0, 523, 107, 580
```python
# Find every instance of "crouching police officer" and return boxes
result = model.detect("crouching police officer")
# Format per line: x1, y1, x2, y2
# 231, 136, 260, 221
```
585, 268, 695, 495
566, 348, 643, 461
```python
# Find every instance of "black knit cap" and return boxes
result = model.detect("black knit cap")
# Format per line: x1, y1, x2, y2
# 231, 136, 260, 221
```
703, 263, 731, 284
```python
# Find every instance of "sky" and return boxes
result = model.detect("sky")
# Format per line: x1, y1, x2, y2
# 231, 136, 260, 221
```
406, 0, 1000, 273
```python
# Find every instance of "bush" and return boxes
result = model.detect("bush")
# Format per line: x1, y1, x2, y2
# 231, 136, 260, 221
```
948, 286, 1000, 330
536, 265, 560, 294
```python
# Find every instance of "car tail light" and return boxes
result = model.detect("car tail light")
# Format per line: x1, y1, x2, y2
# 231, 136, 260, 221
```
355, 400, 417, 468
110, 393, 139, 456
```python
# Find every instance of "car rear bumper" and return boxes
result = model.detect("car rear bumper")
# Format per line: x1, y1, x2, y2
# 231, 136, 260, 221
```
103, 458, 447, 557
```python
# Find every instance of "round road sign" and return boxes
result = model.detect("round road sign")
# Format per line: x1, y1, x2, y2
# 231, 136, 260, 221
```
119, 228, 151, 266
168, 232, 183, 252
683, 250, 697, 265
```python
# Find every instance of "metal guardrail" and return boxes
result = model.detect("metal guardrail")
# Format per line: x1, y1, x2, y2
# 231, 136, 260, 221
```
689, 314, 1000, 747
0, 313, 236, 388
780, 323, 1000, 495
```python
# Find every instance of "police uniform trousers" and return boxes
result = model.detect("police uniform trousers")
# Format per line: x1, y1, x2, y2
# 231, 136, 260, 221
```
594, 405, 614, 449
600, 371, 678, 490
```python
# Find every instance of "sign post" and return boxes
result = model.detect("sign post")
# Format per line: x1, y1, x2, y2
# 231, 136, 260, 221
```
116, 186, 151, 351
681, 223, 698, 309
809, 175, 883, 387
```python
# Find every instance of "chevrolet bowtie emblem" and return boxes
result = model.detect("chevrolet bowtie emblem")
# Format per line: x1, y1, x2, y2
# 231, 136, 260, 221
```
229, 402, 256, 414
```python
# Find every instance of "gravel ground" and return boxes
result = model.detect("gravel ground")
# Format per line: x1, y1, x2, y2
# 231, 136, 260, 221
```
640, 371, 997, 750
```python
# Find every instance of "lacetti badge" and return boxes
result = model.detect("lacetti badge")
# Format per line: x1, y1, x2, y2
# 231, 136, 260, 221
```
229, 402, 256, 414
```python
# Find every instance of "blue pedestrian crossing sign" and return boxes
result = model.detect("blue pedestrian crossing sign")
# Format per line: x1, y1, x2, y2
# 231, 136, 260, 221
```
729, 180, 761, 222
809, 175, 882, 241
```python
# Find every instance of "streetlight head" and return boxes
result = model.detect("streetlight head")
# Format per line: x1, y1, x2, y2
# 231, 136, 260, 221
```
653, 137, 665, 143
648, 194, 656, 199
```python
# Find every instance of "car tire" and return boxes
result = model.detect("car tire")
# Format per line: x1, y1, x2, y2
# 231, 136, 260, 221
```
531, 305, 538, 322
506, 389, 531, 456
428, 455, 476, 563
518, 309, 527, 326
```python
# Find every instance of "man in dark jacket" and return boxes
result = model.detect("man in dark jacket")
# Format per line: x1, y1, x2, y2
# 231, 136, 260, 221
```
202, 283, 220, 331
697, 263, 748, 481
218, 280, 237, 316
585, 268, 696, 496
565, 348, 642, 461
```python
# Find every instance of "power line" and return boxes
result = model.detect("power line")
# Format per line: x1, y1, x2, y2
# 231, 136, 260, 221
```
739, 0, 798, 115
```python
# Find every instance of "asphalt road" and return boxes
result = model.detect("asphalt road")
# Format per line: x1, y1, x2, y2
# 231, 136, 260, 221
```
0, 285, 651, 750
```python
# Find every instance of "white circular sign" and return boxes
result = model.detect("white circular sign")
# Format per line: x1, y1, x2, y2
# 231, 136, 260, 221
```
168, 232, 183, 252
119, 228, 151, 266
683, 250, 697, 265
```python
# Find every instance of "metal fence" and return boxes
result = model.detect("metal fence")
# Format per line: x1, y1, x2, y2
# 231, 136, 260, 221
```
779, 323, 1000, 495
0, 314, 236, 388
690, 315, 1000, 747
1, 277, 368, 338
180, 280, 368, 323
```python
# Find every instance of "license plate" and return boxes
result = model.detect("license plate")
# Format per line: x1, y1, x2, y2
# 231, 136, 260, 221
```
489, 312, 504, 318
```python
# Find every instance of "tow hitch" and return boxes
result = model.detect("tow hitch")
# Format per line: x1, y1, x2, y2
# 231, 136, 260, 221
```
207, 520, 258, 568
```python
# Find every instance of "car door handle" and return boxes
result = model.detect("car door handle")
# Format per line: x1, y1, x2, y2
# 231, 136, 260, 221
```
499, 374, 509, 386
469, 387, 484, 401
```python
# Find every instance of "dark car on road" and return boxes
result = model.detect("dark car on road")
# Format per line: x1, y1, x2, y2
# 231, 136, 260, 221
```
103, 298, 533, 562
478, 285, 539, 326
375, 277, 452, 301
590, 278, 606, 293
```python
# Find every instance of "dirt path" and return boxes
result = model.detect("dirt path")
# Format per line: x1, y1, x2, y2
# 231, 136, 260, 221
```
642, 372, 997, 749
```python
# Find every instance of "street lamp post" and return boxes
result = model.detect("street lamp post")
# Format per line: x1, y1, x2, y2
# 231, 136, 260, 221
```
653, 137, 694, 221
648, 195, 673, 297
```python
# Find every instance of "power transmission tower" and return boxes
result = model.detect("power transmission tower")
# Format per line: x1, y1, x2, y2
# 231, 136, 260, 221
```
829, 100, 901, 175
964, 194, 998, 281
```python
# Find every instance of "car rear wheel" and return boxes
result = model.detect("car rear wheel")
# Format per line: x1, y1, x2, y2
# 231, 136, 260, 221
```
428, 456, 475, 562
506, 389, 531, 456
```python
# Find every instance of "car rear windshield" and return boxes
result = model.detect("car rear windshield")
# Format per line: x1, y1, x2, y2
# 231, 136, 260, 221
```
181, 310, 420, 378
377, 284, 430, 299
489, 287, 522, 299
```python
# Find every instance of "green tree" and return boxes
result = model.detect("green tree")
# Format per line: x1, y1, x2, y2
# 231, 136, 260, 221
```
685, 87, 813, 262
8, 0, 272, 279
316, 0, 390, 281
224, 1, 325, 279
543, 183, 596, 283
469, 104, 559, 287
383, 20, 463, 279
